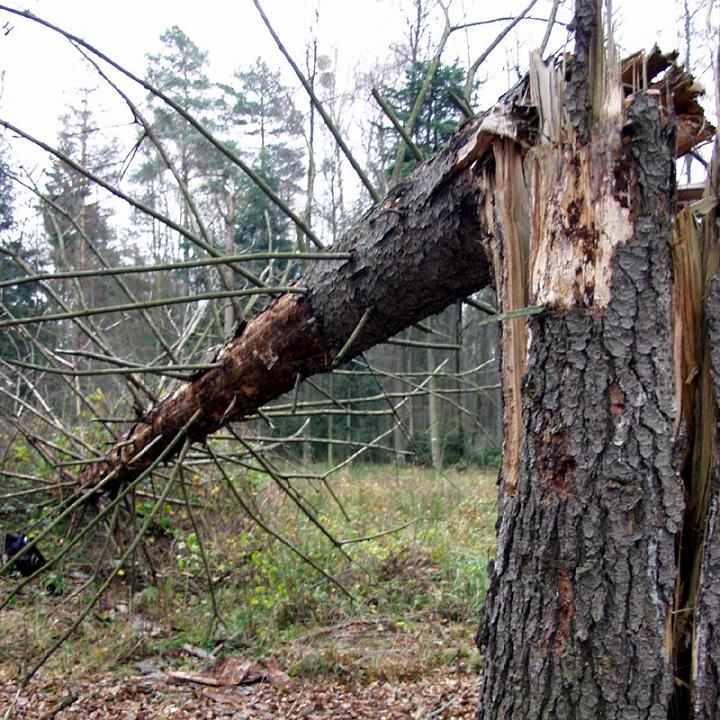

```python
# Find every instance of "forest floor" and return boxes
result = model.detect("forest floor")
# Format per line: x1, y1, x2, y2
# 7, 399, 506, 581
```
1, 465, 496, 718
1, 648, 479, 719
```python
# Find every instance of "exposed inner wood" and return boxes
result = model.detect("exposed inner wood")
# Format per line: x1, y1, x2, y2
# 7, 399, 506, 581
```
66, 33, 715, 717
477, 27, 712, 716
621, 45, 715, 157
490, 139, 530, 498
678, 143, 720, 718
529, 49, 631, 311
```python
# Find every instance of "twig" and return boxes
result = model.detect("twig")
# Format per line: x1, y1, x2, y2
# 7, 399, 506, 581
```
463, 297, 497, 314
291, 372, 302, 415
23, 429, 197, 684
1, 684, 22, 720
79, 48, 262, 302
338, 518, 418, 546
539, 0, 562, 56
0, 6, 324, 249
252, 0, 381, 203
26, 181, 180, 363
385, 337, 460, 350
235, 436, 353, 562
0, 297, 130, 432
475, 304, 545, 327
5, 358, 221, 378
206, 444, 355, 600
371, 89, 425, 162
1, 246, 153, 403
0, 287, 305, 328
452, 16, 567, 32
0, 251, 351, 290
0, 434, 165, 607
179, 464, 225, 638
447, 87, 475, 119
463, 0, 540, 102
333, 308, 372, 367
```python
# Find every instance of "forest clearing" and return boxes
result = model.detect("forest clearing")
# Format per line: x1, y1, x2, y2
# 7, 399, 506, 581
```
1, 467, 494, 718
1, 0, 719, 717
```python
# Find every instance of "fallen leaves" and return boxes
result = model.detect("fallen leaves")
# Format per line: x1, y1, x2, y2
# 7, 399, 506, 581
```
0, 668, 479, 719
166, 655, 295, 690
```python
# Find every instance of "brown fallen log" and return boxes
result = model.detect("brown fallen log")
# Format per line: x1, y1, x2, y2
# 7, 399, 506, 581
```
79, 44, 710, 499
79, 92, 528, 495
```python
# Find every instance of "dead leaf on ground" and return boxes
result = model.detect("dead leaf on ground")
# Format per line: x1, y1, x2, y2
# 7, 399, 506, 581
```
166, 669, 220, 686
167, 656, 295, 691
213, 657, 263, 685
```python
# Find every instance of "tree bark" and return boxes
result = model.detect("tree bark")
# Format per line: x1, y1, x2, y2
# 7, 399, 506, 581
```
690, 145, 720, 718
475, 2, 714, 716
693, 275, 720, 718
478, 93, 682, 716
71, 5, 716, 715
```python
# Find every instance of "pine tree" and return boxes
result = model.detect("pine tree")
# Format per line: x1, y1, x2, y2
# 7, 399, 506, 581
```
39, 90, 124, 414
0, 143, 45, 363
135, 26, 218, 284
223, 59, 305, 261
42, 89, 118, 288
378, 59, 467, 179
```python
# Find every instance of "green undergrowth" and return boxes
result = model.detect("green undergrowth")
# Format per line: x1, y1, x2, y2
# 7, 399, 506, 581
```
1, 464, 497, 683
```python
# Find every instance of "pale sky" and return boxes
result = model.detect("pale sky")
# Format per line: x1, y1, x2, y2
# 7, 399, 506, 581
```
0, 0, 708, 209
0, 1, 686, 136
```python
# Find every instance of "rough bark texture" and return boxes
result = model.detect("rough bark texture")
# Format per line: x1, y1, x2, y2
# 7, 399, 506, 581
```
693, 276, 720, 718
565, 0, 602, 143
65, 4, 717, 714
79, 98, 525, 494
691, 137, 720, 717
476, 82, 683, 720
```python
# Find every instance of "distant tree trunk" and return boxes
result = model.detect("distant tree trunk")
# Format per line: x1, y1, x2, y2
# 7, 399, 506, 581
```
392, 340, 408, 465
453, 300, 465, 461
326, 374, 335, 467
427, 322, 442, 469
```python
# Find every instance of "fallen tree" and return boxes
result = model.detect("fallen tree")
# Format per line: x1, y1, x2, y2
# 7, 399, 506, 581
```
77, 91, 528, 495
10, 0, 719, 716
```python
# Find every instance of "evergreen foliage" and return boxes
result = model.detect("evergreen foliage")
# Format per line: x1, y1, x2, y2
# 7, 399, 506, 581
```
0, 144, 47, 364
378, 59, 468, 179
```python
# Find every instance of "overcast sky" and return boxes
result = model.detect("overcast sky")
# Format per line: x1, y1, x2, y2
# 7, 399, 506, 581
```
0, 1, 686, 134
0, 0, 707, 207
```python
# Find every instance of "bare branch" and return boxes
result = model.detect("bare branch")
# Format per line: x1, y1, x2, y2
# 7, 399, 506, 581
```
463, 0, 540, 103
0, 4, 325, 249
252, 0, 381, 204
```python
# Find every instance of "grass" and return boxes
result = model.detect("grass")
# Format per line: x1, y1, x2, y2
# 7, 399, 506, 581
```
0, 463, 498, 684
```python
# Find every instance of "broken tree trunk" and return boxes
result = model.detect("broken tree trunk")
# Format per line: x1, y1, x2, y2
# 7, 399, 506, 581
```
476, 2, 715, 717
72, 2, 716, 714
79, 97, 528, 495
688, 144, 720, 719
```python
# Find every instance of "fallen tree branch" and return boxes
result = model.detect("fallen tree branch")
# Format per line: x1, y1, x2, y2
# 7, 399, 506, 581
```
77, 88, 526, 497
